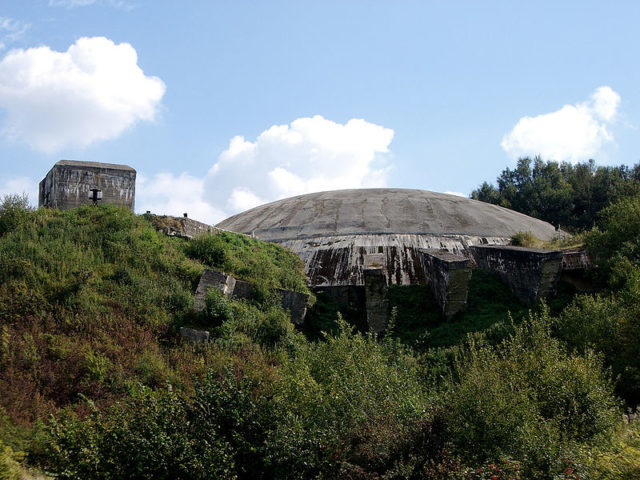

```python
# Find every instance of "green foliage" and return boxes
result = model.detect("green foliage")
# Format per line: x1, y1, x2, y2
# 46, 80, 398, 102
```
472, 157, 640, 230
204, 288, 234, 325
0, 194, 32, 237
586, 196, 640, 286
0, 439, 24, 480
267, 317, 437, 478
510, 231, 540, 248
446, 309, 620, 478
185, 231, 310, 294
46, 386, 234, 480
582, 422, 640, 480
555, 284, 640, 406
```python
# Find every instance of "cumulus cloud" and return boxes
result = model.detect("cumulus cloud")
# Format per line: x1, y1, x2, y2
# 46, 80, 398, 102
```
136, 172, 225, 224
501, 86, 621, 163
205, 115, 394, 217
0, 17, 29, 50
137, 115, 395, 224
0, 36, 165, 152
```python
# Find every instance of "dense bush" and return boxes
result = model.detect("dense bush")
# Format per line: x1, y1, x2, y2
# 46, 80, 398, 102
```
586, 196, 640, 286
46, 386, 235, 480
446, 309, 620, 478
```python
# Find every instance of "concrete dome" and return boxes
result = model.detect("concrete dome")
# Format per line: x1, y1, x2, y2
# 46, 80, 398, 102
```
217, 188, 557, 241
217, 189, 559, 286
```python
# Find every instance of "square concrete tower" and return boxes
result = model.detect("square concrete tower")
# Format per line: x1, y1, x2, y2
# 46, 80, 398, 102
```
39, 160, 136, 211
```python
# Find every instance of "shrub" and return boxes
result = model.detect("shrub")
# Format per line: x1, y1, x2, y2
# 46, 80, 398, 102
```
265, 317, 436, 478
586, 196, 640, 286
510, 231, 540, 248
0, 194, 31, 237
555, 284, 640, 406
0, 440, 23, 480
45, 386, 235, 480
446, 308, 620, 478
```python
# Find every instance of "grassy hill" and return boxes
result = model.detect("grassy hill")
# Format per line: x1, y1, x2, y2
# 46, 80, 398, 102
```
1, 196, 639, 479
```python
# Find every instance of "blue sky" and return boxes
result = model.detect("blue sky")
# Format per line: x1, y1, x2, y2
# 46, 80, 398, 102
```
1, 1, 639, 223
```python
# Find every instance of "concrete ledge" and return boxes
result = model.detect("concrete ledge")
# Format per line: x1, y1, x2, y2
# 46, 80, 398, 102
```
470, 245, 563, 304
421, 250, 472, 319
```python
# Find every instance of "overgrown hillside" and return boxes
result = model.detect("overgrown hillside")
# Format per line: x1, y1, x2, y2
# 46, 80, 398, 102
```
1, 194, 640, 479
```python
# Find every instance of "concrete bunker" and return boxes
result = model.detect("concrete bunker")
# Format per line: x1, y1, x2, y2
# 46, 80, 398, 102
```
39, 160, 136, 211
217, 188, 570, 331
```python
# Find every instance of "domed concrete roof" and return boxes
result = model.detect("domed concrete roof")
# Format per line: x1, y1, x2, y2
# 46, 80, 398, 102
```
217, 188, 558, 241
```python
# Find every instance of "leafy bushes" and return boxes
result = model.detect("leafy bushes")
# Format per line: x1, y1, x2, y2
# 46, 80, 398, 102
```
46, 386, 235, 480
447, 309, 619, 478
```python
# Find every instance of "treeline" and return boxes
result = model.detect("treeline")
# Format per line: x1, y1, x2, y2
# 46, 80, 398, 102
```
471, 157, 640, 230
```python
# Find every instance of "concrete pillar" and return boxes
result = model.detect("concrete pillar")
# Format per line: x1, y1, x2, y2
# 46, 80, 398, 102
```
363, 267, 389, 332
421, 250, 472, 319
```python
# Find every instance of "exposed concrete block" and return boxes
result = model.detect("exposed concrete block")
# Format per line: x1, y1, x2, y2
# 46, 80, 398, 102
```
470, 245, 563, 304
363, 268, 389, 333
421, 250, 472, 319
194, 270, 236, 311
277, 289, 309, 325
194, 269, 309, 324
231, 279, 253, 300
179, 327, 210, 344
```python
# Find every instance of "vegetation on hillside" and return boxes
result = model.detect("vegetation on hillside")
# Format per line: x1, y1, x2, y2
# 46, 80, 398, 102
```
1, 183, 640, 478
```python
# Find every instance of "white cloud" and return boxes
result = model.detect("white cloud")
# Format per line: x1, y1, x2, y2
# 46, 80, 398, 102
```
0, 176, 38, 205
501, 86, 621, 163
48, 0, 129, 8
137, 115, 395, 225
0, 17, 30, 50
444, 191, 466, 197
136, 172, 225, 224
0, 36, 165, 152
204, 115, 394, 218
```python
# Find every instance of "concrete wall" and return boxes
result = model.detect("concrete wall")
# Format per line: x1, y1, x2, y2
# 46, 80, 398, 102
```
281, 234, 510, 287
470, 245, 563, 304
39, 161, 136, 211
421, 250, 472, 319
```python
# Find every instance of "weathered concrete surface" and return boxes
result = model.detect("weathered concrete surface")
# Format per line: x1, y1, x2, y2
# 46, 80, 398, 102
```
194, 270, 309, 324
39, 160, 136, 211
217, 189, 559, 240
217, 189, 559, 287
193, 270, 236, 311
277, 289, 309, 325
562, 249, 592, 271
364, 268, 389, 332
179, 327, 210, 344
470, 245, 563, 304
421, 250, 472, 319
152, 215, 220, 239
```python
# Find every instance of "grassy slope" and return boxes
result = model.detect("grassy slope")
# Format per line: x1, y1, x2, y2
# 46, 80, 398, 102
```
0, 204, 309, 430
